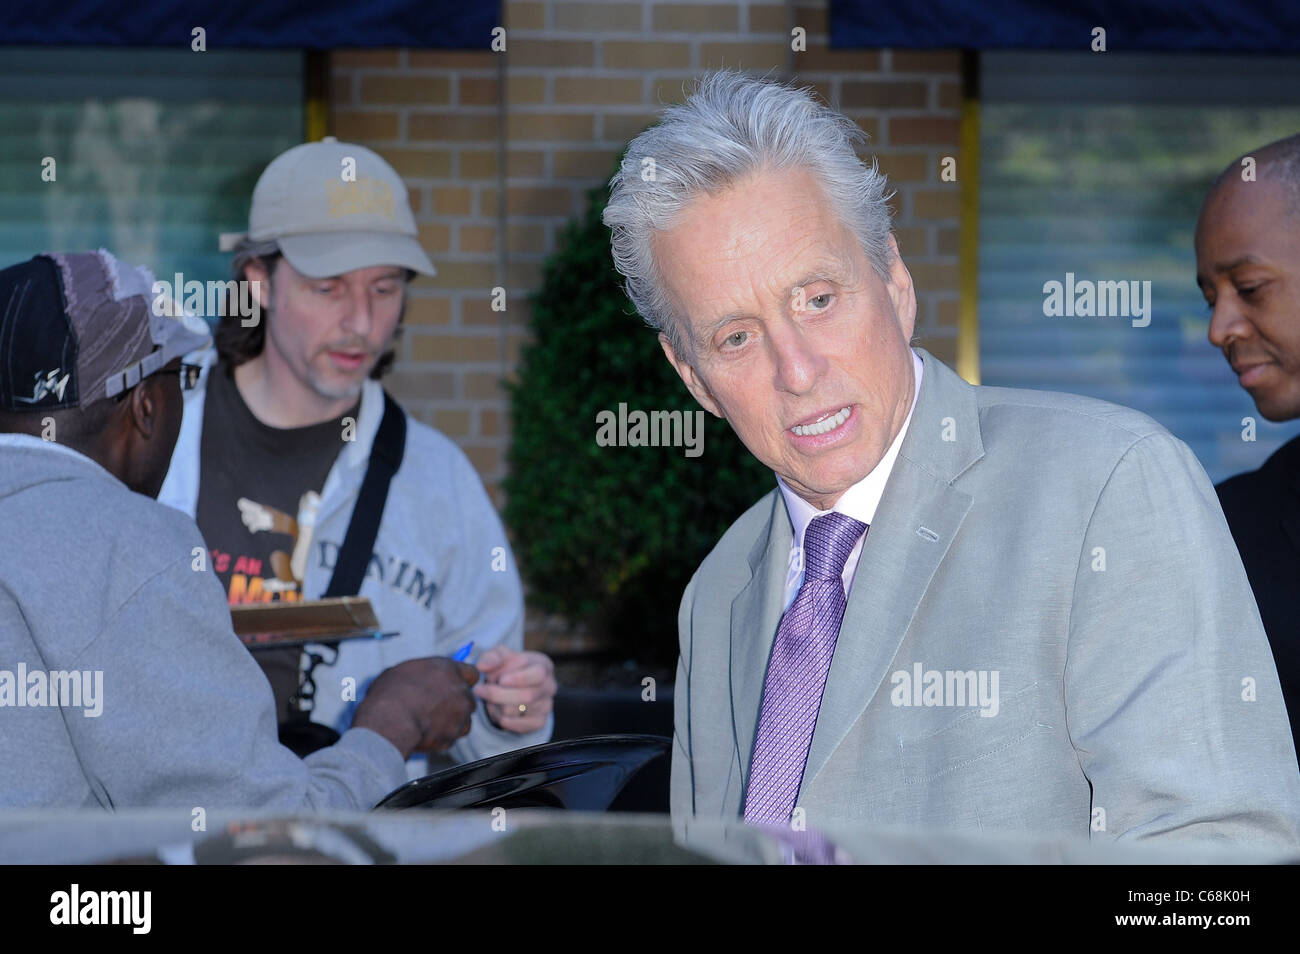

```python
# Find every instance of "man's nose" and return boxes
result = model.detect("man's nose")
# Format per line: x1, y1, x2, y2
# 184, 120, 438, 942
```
339, 289, 374, 338
1208, 295, 1250, 351
770, 321, 826, 394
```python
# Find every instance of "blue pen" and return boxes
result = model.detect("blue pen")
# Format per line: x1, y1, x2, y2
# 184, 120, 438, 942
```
452, 640, 474, 662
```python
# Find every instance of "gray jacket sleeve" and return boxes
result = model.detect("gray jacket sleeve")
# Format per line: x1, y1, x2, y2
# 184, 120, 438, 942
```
671, 572, 697, 823
1066, 432, 1300, 848
62, 552, 408, 811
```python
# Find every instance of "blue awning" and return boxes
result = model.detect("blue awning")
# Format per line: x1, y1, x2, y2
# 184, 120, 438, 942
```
831, 0, 1300, 53
0, 0, 499, 48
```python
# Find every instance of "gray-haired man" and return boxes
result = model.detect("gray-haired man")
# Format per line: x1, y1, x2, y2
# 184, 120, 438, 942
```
604, 71, 1300, 846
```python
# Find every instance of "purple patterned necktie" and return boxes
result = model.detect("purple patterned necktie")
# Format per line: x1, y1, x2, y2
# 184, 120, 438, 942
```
743, 511, 868, 825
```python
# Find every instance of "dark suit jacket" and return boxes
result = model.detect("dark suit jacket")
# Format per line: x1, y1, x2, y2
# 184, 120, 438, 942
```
1217, 435, 1300, 764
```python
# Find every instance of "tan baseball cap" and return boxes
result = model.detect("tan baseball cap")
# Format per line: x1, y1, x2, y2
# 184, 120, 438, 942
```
233, 137, 435, 279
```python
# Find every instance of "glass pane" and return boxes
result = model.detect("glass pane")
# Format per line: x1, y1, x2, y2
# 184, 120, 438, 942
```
979, 52, 1300, 483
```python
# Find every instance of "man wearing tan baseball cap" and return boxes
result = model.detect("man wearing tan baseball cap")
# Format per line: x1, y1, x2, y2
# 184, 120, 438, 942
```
160, 139, 557, 778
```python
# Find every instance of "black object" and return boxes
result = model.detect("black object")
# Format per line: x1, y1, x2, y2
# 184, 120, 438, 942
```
374, 734, 671, 812
280, 391, 407, 758
323, 390, 407, 598
1216, 433, 1300, 766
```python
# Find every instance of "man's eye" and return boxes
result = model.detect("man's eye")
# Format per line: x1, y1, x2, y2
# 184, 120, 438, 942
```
1237, 284, 1262, 299
375, 284, 399, 296
808, 293, 832, 310
315, 285, 336, 295
723, 330, 748, 348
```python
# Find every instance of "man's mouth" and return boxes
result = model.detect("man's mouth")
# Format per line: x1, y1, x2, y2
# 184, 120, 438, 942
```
328, 350, 369, 370
789, 405, 852, 437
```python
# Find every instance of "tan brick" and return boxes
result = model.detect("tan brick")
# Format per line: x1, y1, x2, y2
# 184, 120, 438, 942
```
408, 50, 496, 69
506, 261, 544, 289
430, 262, 498, 289
935, 298, 961, 327
506, 186, 573, 217
382, 148, 453, 178
332, 76, 353, 107
700, 41, 788, 71
652, 75, 701, 105
506, 332, 530, 364
936, 226, 961, 256
431, 187, 473, 215
405, 296, 451, 326
465, 445, 502, 477
386, 370, 455, 399
891, 226, 928, 257
480, 407, 504, 436
555, 76, 643, 105
510, 40, 595, 69
460, 148, 498, 179
432, 409, 472, 435
508, 150, 546, 177
418, 333, 501, 362
417, 223, 451, 253
841, 79, 928, 110
459, 75, 547, 106
507, 1, 546, 29
878, 152, 929, 183
480, 189, 499, 217
891, 50, 962, 73
798, 45, 881, 73
556, 2, 642, 30
912, 187, 960, 219
333, 49, 402, 69
462, 297, 500, 325
333, 110, 399, 142
749, 4, 788, 33
408, 186, 425, 215
465, 372, 506, 399
654, 4, 739, 31
792, 4, 830, 35
460, 226, 497, 254
905, 261, 959, 290
507, 113, 594, 141
806, 80, 833, 106
408, 113, 499, 141
360, 76, 451, 105
890, 117, 961, 146
603, 41, 691, 70
937, 79, 962, 110
507, 224, 546, 253
603, 112, 659, 142
840, 115, 879, 142
552, 149, 620, 180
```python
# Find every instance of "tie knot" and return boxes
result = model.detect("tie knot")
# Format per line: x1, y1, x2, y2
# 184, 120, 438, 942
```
801, 511, 868, 581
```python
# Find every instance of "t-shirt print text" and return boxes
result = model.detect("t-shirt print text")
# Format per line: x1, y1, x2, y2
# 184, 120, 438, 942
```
316, 539, 436, 609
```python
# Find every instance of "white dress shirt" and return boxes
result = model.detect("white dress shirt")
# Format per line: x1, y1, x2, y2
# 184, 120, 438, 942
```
777, 349, 924, 610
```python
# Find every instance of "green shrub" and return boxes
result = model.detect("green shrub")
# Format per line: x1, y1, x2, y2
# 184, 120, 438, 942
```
503, 177, 773, 664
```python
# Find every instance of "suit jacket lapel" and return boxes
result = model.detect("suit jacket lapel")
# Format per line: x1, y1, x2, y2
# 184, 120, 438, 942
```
800, 349, 983, 795
727, 491, 791, 814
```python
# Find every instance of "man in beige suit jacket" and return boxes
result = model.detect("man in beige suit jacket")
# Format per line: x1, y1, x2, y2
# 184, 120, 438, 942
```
603, 71, 1300, 848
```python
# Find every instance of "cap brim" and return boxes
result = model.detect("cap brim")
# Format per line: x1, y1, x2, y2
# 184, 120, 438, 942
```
278, 231, 436, 279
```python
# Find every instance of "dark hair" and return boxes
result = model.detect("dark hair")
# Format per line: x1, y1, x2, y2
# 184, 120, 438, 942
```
214, 237, 410, 379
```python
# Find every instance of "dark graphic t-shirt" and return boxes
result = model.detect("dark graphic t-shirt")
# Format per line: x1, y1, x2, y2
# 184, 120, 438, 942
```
194, 361, 360, 723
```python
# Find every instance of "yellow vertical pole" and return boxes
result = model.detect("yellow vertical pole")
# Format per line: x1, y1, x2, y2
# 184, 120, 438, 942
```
957, 51, 981, 385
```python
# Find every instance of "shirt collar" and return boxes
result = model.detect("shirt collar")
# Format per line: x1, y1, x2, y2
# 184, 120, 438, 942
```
777, 348, 924, 544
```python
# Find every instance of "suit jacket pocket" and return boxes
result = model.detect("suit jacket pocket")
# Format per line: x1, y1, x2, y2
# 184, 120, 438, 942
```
898, 682, 1043, 785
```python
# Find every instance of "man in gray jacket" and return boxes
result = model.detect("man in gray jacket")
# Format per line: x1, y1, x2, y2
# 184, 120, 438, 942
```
0, 249, 477, 809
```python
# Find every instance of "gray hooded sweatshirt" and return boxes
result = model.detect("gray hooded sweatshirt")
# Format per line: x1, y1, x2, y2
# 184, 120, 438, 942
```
0, 433, 407, 809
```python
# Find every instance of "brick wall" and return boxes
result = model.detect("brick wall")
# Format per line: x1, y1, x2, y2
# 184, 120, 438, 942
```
329, 0, 962, 648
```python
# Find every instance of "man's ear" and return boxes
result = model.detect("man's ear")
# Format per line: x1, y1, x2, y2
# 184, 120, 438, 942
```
243, 259, 273, 311
659, 332, 724, 419
127, 378, 160, 441
883, 233, 917, 341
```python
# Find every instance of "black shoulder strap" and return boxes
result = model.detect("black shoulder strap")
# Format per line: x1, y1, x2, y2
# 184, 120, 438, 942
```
324, 390, 407, 598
